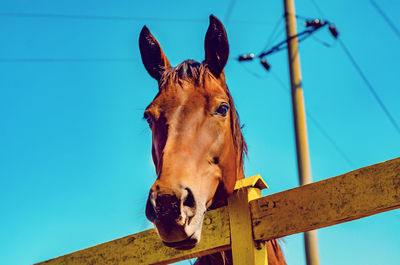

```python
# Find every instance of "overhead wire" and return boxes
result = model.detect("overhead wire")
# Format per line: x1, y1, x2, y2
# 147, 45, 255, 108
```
237, 55, 356, 167
307, 0, 400, 136
238, 62, 266, 80
0, 12, 205, 22
369, 0, 400, 40
311, 35, 335, 48
269, 69, 356, 168
0, 58, 137, 62
224, 0, 237, 25
305, 113, 356, 168
338, 39, 400, 135
238, 13, 356, 167
293, 13, 314, 21
300, 3, 334, 48
0, 7, 377, 165
0, 11, 273, 24
309, 0, 327, 18
262, 15, 285, 51
0, 10, 276, 63
258, 23, 328, 59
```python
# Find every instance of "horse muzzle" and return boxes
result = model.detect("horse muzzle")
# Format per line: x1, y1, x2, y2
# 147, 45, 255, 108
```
162, 233, 199, 250
145, 187, 206, 249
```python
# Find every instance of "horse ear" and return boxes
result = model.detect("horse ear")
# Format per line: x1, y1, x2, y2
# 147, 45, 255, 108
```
204, 15, 229, 77
139, 26, 171, 81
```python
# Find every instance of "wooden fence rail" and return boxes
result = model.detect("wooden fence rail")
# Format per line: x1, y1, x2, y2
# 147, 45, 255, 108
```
37, 157, 400, 265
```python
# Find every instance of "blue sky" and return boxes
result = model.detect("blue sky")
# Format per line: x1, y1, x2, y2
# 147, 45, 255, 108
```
1, 0, 399, 264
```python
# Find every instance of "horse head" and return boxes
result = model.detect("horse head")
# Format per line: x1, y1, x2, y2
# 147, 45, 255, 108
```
139, 15, 246, 250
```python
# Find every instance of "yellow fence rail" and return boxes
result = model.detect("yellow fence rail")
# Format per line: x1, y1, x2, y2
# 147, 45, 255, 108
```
37, 157, 400, 265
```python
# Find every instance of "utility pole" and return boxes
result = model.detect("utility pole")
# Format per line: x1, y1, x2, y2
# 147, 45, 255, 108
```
283, 0, 320, 265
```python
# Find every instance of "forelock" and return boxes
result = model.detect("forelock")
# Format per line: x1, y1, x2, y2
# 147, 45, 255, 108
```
159, 60, 210, 88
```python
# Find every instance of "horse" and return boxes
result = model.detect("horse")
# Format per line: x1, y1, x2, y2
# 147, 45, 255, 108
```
139, 15, 286, 265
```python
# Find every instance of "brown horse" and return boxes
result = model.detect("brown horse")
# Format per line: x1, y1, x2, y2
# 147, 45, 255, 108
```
139, 15, 286, 265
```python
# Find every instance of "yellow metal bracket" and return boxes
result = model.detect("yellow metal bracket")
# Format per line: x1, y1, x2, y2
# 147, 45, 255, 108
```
228, 175, 269, 265
234, 174, 268, 191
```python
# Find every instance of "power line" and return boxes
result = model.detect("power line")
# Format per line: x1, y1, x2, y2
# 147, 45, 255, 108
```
238, 18, 337, 68
338, 39, 400, 135
224, 0, 237, 25
0, 58, 137, 63
305, 0, 400, 136
256, 19, 332, 59
306, 113, 356, 168
307, 0, 334, 48
270, 70, 289, 91
369, 0, 400, 40
311, 35, 335, 48
0, 12, 273, 24
309, 0, 327, 18
262, 15, 284, 51
269, 69, 356, 168
274, 4, 400, 138
295, 14, 316, 21
237, 18, 355, 167
238, 62, 266, 79
238, 59, 355, 168
0, 12, 205, 22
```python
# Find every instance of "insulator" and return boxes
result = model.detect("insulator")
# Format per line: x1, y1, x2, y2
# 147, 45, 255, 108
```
238, 53, 255, 61
305, 20, 314, 27
260, 59, 271, 71
305, 19, 327, 28
329, 24, 339, 38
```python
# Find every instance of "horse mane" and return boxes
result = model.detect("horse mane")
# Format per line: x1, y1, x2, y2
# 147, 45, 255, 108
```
226, 88, 248, 174
159, 59, 247, 171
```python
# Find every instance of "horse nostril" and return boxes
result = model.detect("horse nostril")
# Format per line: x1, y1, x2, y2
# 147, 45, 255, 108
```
145, 195, 157, 222
183, 188, 195, 208
155, 194, 181, 224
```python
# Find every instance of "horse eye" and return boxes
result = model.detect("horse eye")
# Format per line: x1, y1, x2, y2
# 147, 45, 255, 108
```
144, 114, 153, 126
215, 104, 229, 117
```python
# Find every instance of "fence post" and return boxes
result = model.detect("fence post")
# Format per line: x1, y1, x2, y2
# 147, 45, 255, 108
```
228, 175, 269, 265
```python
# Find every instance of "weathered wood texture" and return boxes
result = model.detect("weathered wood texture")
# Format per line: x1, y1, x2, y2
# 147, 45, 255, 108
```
228, 175, 269, 265
251, 157, 400, 241
36, 207, 230, 265
36, 158, 400, 265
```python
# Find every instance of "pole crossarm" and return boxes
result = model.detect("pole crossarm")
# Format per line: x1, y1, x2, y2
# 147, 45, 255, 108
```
251, 157, 400, 241
36, 157, 400, 265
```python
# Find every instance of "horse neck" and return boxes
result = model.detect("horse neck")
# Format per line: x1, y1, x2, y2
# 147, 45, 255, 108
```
236, 166, 245, 180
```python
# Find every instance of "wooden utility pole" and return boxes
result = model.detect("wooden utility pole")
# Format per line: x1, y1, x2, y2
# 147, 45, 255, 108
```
283, 0, 320, 265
